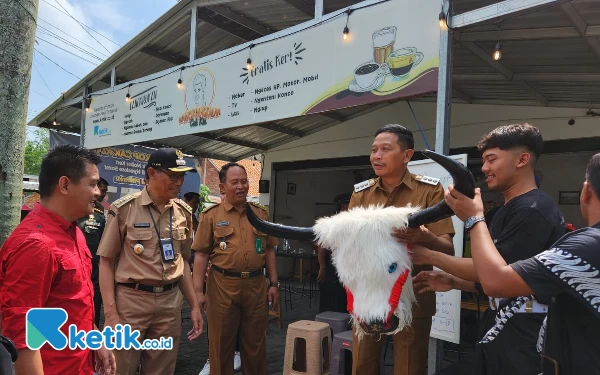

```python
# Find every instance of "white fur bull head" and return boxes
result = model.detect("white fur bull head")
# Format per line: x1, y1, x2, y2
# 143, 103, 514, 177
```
313, 205, 417, 337
245, 150, 475, 337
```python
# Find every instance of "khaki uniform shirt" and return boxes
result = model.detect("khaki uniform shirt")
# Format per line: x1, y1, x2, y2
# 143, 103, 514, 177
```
192, 201, 278, 272
97, 188, 193, 285
349, 171, 455, 318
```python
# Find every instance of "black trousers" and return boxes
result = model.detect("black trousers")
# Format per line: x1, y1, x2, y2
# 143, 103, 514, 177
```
92, 261, 102, 328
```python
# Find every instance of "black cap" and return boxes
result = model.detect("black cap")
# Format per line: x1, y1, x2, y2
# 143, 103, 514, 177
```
146, 148, 197, 173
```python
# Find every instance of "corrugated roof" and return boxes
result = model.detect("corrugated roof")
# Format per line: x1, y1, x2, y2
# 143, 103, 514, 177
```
29, 0, 600, 161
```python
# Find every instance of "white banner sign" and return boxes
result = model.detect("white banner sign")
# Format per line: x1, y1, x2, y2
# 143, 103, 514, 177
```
84, 0, 441, 149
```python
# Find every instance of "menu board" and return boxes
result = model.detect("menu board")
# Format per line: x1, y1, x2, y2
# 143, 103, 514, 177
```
84, 0, 441, 149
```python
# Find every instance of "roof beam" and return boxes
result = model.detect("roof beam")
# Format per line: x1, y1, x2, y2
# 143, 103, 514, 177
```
192, 133, 267, 150
206, 5, 271, 35
196, 9, 251, 40
461, 42, 549, 106
256, 123, 305, 137
560, 2, 600, 60
282, 0, 314, 17
140, 47, 188, 65
458, 27, 580, 42
454, 73, 600, 82
451, 0, 560, 29
452, 89, 472, 103
319, 111, 347, 122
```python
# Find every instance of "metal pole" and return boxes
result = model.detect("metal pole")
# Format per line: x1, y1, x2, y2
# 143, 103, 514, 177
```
429, 1, 453, 374
0, 0, 38, 246
110, 67, 117, 88
315, 0, 324, 21
435, 0, 453, 156
190, 6, 198, 62
81, 86, 88, 146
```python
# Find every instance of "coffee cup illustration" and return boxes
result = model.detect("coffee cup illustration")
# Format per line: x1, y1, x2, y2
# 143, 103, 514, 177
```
353, 62, 386, 90
388, 47, 424, 79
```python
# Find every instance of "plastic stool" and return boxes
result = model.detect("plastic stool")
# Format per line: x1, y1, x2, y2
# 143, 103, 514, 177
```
315, 312, 352, 337
284, 320, 331, 375
330, 330, 387, 375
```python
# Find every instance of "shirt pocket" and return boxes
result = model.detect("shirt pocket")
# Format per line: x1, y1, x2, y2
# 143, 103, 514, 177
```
252, 227, 268, 248
126, 229, 156, 259
172, 227, 188, 254
213, 227, 234, 250
56, 255, 83, 294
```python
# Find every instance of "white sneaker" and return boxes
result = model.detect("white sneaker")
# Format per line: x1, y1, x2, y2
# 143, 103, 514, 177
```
234, 351, 241, 371
199, 359, 210, 375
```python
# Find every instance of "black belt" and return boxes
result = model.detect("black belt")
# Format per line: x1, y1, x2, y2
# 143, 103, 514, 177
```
118, 282, 178, 293
211, 265, 262, 279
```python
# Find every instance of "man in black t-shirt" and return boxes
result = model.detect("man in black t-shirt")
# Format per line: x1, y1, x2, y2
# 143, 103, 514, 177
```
411, 124, 564, 375
444, 153, 600, 374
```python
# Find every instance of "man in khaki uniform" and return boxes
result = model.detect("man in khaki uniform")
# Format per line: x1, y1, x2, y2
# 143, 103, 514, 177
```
98, 148, 203, 375
192, 162, 280, 375
349, 124, 455, 375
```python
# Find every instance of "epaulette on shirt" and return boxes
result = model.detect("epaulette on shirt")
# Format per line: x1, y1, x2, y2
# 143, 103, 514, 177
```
202, 203, 220, 213
250, 202, 267, 211
112, 194, 136, 208
175, 199, 193, 214
94, 207, 104, 215
354, 178, 377, 193
413, 174, 440, 186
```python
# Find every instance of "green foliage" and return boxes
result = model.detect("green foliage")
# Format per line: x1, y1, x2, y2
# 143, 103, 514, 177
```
24, 128, 49, 176
198, 184, 211, 211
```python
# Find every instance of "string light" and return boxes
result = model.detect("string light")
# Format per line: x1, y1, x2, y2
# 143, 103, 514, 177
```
125, 85, 131, 103
246, 44, 254, 71
439, 12, 447, 29
84, 97, 91, 112
177, 67, 184, 89
493, 24, 502, 61
342, 9, 354, 41
53, 111, 59, 126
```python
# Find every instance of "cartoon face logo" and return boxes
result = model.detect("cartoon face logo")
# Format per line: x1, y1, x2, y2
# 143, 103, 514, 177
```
184, 69, 215, 111
193, 74, 207, 107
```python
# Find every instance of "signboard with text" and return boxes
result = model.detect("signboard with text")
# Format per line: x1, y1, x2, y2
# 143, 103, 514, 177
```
50, 131, 201, 209
84, 0, 441, 149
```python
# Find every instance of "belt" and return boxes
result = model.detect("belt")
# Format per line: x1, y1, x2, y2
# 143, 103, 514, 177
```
489, 296, 548, 313
118, 282, 178, 293
211, 265, 262, 279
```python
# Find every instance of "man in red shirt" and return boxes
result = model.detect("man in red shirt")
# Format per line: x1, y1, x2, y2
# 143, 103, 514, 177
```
0, 145, 115, 375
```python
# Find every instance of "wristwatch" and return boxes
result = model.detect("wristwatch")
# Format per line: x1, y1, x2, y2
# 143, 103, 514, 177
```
270, 281, 280, 288
465, 215, 485, 230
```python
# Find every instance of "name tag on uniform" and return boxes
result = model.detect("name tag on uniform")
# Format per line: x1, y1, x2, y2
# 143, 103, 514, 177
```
134, 223, 151, 228
160, 238, 175, 262
216, 221, 229, 227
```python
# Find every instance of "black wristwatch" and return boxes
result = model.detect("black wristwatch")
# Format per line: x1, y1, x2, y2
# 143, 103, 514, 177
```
270, 281, 280, 288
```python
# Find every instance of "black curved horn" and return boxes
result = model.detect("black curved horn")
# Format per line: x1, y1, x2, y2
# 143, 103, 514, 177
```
407, 150, 475, 228
245, 203, 315, 241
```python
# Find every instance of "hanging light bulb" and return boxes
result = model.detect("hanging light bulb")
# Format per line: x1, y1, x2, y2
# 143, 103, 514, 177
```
85, 97, 91, 112
343, 26, 349, 40
125, 93, 131, 103
246, 58, 252, 71
493, 41, 502, 61
439, 12, 447, 29
177, 78, 182, 89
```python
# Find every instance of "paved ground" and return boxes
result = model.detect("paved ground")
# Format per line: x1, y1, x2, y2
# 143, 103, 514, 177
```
99, 282, 472, 375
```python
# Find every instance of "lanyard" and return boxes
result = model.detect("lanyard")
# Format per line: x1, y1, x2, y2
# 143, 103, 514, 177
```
147, 206, 173, 240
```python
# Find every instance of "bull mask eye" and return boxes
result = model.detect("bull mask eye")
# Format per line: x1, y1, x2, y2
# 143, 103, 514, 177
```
388, 263, 397, 273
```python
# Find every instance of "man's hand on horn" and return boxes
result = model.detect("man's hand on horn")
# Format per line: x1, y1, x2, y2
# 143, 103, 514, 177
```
444, 185, 485, 222
393, 225, 433, 246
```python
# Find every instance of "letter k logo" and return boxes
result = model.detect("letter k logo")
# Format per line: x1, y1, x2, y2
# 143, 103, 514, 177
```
26, 308, 68, 350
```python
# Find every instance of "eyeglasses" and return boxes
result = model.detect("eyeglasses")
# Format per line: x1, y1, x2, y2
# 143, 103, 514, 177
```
158, 169, 186, 182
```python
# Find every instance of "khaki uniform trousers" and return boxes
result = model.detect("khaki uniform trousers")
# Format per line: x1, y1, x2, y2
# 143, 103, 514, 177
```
114, 284, 183, 375
206, 269, 268, 375
352, 317, 432, 375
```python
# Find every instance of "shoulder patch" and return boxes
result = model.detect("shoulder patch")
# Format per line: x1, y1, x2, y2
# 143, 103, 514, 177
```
112, 194, 135, 208
202, 203, 220, 213
94, 208, 104, 214
175, 199, 193, 214
414, 175, 440, 186
250, 202, 267, 211
354, 178, 376, 193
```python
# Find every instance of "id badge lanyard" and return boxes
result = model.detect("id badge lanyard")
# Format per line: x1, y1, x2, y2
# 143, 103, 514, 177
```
147, 206, 175, 262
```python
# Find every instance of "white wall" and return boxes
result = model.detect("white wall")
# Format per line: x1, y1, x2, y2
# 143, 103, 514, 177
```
259, 101, 600, 206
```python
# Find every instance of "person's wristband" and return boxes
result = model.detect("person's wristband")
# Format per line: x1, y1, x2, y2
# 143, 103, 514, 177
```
270, 281, 279, 288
